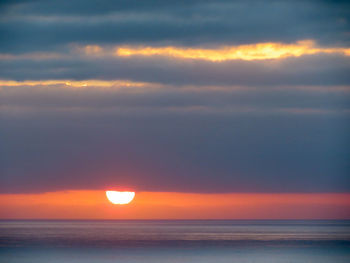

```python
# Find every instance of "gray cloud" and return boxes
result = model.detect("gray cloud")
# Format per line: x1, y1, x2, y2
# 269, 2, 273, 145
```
1, 0, 349, 53
1, 83, 349, 112
1, 112, 349, 194
1, 83, 349, 193
1, 53, 350, 86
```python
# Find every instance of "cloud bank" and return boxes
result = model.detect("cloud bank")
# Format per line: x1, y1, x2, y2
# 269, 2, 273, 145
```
0, 0, 349, 193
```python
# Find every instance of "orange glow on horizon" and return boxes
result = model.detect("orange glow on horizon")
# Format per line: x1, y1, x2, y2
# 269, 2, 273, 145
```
116, 40, 350, 61
1, 191, 350, 220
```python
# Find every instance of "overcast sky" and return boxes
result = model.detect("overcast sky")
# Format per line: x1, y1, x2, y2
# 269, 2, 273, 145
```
1, 0, 349, 193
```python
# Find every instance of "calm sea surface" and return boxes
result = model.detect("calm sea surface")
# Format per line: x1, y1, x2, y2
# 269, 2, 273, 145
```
0, 220, 349, 263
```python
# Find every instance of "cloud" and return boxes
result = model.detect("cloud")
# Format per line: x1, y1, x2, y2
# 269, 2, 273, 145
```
1, 0, 349, 53
115, 41, 350, 61
1, 52, 350, 86
0, 0, 349, 194
1, 110, 349, 194
1, 81, 349, 193
1, 81, 349, 114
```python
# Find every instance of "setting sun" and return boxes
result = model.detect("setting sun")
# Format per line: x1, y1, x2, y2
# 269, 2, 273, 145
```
1, 1, 349, 262
105, 191, 135, 205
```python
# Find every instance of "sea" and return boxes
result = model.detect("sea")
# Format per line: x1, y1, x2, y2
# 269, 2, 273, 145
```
0, 220, 349, 263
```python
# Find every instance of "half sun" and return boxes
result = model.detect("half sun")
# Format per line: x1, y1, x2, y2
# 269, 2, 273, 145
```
106, 191, 135, 205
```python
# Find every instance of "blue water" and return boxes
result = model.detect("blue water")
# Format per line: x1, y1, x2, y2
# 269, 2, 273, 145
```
1, 220, 349, 262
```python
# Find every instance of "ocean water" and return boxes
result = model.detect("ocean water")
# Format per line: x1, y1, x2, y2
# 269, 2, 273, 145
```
0, 220, 349, 263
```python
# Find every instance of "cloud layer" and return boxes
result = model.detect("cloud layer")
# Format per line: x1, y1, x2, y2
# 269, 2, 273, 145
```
1, 0, 349, 53
1, 81, 349, 193
0, 0, 349, 193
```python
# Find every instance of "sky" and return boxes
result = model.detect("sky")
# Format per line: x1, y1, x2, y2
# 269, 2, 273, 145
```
0, 0, 349, 219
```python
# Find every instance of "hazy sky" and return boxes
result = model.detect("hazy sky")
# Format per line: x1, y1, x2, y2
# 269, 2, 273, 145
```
1, 0, 349, 194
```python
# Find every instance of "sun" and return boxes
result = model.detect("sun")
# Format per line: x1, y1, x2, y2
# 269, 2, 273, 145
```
105, 191, 135, 205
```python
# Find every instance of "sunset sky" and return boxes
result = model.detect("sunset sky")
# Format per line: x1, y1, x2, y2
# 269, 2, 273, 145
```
1, 0, 349, 219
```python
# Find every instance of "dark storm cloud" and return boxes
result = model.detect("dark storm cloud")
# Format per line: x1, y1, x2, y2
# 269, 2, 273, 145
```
1, 53, 350, 86
1, 0, 349, 53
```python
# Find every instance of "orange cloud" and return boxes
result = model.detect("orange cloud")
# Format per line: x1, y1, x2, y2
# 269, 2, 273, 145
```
2, 40, 349, 62
0, 79, 146, 88
116, 40, 350, 61
1, 191, 349, 219
82, 45, 103, 55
